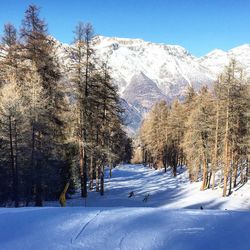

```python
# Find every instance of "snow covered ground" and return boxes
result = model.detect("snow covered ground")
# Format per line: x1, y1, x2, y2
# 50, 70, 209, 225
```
0, 164, 249, 250
0, 207, 249, 250
48, 164, 250, 210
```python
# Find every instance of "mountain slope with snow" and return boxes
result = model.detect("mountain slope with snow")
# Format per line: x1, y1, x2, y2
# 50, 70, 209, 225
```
199, 44, 250, 77
55, 37, 250, 132
122, 72, 169, 114
2, 37, 250, 132
0, 164, 249, 250
93, 36, 215, 98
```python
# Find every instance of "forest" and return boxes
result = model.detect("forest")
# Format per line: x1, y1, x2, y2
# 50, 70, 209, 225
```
1, 2, 250, 250
138, 62, 250, 197
0, 4, 249, 209
0, 5, 132, 207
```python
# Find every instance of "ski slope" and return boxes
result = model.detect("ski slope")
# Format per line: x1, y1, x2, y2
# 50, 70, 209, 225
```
47, 164, 250, 210
0, 164, 249, 250
0, 207, 250, 250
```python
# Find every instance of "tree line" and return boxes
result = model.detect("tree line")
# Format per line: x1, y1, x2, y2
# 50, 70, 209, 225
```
138, 60, 249, 196
0, 5, 132, 207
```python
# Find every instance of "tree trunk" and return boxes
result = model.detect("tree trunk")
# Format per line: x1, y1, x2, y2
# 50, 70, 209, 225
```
173, 164, 177, 177
8, 116, 16, 206
13, 118, 19, 207
82, 147, 88, 198
89, 155, 94, 190
228, 168, 232, 196
206, 171, 212, 189
223, 102, 229, 197
163, 155, 167, 173
201, 152, 207, 191
96, 164, 100, 192
35, 183, 43, 206
211, 170, 216, 190
212, 101, 219, 190
240, 163, 244, 184
79, 140, 84, 197
100, 165, 104, 196
233, 159, 238, 188
35, 131, 43, 207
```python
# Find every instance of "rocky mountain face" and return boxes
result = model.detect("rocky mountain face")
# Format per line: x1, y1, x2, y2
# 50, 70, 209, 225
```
122, 72, 169, 113
119, 98, 142, 134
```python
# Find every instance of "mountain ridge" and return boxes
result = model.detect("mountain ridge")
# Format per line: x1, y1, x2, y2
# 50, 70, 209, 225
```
2, 36, 249, 133
46, 36, 250, 133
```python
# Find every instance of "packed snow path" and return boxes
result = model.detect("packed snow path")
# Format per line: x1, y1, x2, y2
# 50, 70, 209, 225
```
1, 165, 250, 250
0, 207, 250, 250
48, 164, 250, 210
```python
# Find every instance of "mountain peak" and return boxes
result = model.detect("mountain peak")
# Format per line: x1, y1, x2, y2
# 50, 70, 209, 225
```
229, 43, 250, 53
204, 49, 226, 57
130, 72, 153, 83
122, 72, 168, 113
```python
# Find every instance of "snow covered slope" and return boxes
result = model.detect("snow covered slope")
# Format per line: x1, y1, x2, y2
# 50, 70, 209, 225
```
0, 165, 249, 249
0, 207, 250, 250
46, 164, 250, 210
119, 98, 142, 134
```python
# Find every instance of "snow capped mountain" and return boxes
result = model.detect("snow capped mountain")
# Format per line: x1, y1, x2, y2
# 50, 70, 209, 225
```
198, 49, 228, 76
93, 36, 215, 99
199, 44, 250, 77
2, 36, 249, 133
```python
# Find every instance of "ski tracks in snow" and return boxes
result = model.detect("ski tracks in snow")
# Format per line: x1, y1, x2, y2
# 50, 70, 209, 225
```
71, 210, 103, 244
118, 232, 128, 250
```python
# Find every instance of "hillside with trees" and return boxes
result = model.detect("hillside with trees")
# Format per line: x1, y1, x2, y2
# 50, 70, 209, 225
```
138, 59, 249, 196
0, 5, 131, 207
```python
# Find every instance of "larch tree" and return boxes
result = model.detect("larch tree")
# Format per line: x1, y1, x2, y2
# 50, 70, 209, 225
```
0, 74, 23, 207
216, 60, 249, 196
19, 5, 65, 206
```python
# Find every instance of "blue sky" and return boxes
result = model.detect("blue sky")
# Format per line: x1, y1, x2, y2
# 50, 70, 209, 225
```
0, 0, 250, 56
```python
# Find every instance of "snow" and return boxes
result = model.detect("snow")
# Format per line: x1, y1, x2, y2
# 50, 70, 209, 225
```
0, 207, 249, 250
0, 164, 249, 250
42, 164, 250, 210
199, 43, 250, 77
